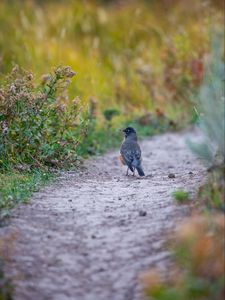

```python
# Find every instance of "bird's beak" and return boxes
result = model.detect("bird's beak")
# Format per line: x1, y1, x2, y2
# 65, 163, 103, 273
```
119, 128, 125, 133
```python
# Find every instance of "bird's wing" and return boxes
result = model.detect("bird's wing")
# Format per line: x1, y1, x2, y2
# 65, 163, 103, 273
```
120, 142, 135, 171
131, 143, 142, 167
120, 141, 141, 167
133, 144, 141, 160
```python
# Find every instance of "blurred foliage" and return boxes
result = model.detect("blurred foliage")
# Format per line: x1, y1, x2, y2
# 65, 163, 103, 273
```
0, 0, 223, 119
103, 108, 120, 122
172, 190, 190, 203
187, 36, 225, 212
197, 167, 225, 212
188, 37, 225, 166
143, 37, 225, 299
141, 214, 225, 300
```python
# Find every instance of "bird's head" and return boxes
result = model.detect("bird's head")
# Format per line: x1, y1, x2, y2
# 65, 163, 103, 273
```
122, 127, 137, 140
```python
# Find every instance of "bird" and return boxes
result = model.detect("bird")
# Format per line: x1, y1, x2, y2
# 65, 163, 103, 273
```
120, 127, 145, 177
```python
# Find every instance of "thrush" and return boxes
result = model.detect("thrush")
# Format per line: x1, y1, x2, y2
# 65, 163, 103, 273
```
120, 127, 145, 176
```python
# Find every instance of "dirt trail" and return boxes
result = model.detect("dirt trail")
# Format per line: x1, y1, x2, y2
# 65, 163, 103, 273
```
1, 130, 206, 300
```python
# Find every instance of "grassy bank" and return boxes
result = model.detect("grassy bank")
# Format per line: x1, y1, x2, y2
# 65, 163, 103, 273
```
0, 170, 54, 222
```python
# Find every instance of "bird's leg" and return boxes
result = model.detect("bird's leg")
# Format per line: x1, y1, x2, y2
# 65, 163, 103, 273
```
132, 168, 135, 176
126, 167, 129, 176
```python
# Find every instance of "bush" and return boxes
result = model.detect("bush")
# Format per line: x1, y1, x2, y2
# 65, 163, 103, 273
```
0, 65, 87, 169
188, 37, 225, 166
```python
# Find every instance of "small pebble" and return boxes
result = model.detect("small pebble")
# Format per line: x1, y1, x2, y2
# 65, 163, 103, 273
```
168, 173, 175, 178
118, 219, 126, 226
98, 267, 105, 272
107, 215, 114, 219
189, 171, 193, 175
139, 210, 147, 217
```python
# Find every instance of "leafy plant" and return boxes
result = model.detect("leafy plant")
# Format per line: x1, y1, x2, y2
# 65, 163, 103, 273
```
172, 190, 190, 202
0, 65, 87, 169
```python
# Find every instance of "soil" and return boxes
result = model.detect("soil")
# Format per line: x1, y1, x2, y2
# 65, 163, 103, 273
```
0, 130, 206, 300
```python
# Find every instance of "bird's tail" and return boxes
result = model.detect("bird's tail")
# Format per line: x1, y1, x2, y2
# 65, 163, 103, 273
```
136, 166, 145, 176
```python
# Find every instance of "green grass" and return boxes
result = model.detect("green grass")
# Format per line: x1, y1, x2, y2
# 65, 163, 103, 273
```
172, 190, 190, 202
0, 170, 54, 223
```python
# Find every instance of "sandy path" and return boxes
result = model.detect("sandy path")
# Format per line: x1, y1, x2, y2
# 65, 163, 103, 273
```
1, 130, 206, 300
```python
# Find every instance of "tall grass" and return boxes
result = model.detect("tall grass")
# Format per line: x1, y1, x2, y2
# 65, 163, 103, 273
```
0, 0, 222, 120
